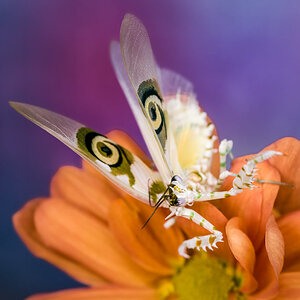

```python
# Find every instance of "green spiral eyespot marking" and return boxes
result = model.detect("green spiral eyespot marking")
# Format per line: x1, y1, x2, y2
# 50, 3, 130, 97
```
77, 127, 135, 186
138, 79, 167, 150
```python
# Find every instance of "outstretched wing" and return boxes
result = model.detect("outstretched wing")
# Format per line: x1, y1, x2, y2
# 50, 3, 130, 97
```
117, 14, 182, 183
110, 42, 176, 184
10, 102, 164, 204
158, 67, 195, 100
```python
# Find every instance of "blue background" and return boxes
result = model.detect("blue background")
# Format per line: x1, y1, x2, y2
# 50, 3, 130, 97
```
1, 0, 299, 299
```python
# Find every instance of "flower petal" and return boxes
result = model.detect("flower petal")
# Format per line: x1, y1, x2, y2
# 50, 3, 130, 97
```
226, 218, 258, 294
13, 199, 106, 286
277, 210, 300, 271
226, 217, 256, 274
264, 137, 300, 215
239, 268, 258, 294
275, 272, 300, 299
265, 215, 284, 279
251, 243, 279, 299
249, 280, 279, 300
109, 197, 179, 275
27, 285, 156, 300
34, 198, 157, 287
51, 166, 118, 221
132, 198, 185, 259
217, 155, 280, 249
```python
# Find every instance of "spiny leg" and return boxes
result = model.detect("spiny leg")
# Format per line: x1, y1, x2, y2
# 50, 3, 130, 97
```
223, 172, 293, 187
229, 150, 283, 191
169, 207, 223, 259
184, 150, 283, 204
163, 216, 177, 229
166, 150, 283, 259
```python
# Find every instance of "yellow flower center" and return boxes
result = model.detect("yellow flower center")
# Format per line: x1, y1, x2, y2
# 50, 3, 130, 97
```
160, 253, 244, 300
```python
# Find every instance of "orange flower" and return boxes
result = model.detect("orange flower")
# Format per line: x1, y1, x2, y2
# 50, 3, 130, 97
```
13, 131, 300, 299
215, 137, 300, 299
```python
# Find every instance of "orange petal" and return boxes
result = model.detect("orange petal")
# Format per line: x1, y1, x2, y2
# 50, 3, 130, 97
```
131, 198, 185, 259
265, 215, 284, 279
34, 198, 157, 287
109, 197, 178, 275
264, 137, 300, 215
50, 166, 118, 221
248, 280, 278, 300
177, 202, 233, 262
277, 210, 300, 271
27, 285, 156, 300
239, 268, 258, 294
226, 217, 256, 274
13, 198, 106, 286
275, 272, 300, 299
283, 262, 300, 273
217, 155, 280, 249
251, 242, 279, 299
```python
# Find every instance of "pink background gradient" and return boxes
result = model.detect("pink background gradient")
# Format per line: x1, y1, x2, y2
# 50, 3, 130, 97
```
1, 0, 299, 298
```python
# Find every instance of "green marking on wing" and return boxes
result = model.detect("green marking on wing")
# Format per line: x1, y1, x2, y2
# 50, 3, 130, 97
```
149, 180, 166, 203
76, 127, 136, 186
112, 146, 135, 186
77, 127, 94, 156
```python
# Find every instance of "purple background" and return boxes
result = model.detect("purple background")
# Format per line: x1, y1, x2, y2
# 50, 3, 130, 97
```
1, 0, 299, 299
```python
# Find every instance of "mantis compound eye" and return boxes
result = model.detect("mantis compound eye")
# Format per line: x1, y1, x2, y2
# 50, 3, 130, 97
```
171, 175, 183, 184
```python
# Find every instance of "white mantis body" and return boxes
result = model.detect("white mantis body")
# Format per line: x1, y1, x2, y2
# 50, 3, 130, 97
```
10, 14, 282, 259
144, 91, 282, 258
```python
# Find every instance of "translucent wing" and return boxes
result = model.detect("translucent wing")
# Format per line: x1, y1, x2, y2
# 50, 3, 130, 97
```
110, 41, 176, 183
10, 102, 164, 203
117, 14, 181, 183
158, 68, 195, 100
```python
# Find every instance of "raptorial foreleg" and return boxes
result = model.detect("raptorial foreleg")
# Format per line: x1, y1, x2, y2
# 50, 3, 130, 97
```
184, 150, 282, 204
170, 207, 223, 258
230, 150, 282, 191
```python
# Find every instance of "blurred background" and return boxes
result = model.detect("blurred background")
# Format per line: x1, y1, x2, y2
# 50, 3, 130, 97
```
1, 0, 299, 298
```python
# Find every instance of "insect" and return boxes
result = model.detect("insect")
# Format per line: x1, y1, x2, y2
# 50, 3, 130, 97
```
10, 14, 282, 259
